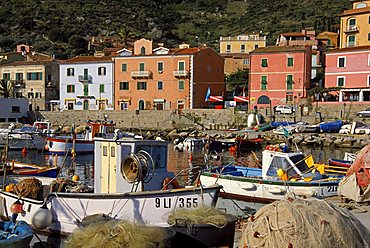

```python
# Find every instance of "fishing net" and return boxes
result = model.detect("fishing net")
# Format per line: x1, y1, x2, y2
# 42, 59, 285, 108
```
239, 199, 370, 248
65, 220, 168, 248
167, 206, 227, 228
13, 178, 43, 200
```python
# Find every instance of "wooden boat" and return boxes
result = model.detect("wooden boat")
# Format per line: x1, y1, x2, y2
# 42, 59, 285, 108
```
328, 158, 352, 168
200, 149, 342, 203
0, 137, 221, 235
0, 161, 60, 178
208, 137, 263, 152
45, 120, 116, 155
294, 123, 320, 133
0, 220, 33, 247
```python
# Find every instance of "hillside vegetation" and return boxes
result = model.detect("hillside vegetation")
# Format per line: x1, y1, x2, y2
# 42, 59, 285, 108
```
0, 0, 351, 58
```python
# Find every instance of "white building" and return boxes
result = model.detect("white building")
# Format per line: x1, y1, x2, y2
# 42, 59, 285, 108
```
0, 98, 28, 123
59, 55, 114, 110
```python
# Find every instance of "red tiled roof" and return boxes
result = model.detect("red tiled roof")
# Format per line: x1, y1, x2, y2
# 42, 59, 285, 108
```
221, 53, 250, 58
280, 32, 307, 37
339, 6, 370, 16
59, 56, 113, 63
1, 61, 52, 66
250, 46, 308, 54
326, 45, 370, 53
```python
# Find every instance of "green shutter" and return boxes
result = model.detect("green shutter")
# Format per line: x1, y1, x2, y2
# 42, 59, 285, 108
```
100, 84, 104, 93
178, 61, 185, 70
84, 84, 88, 96
122, 64, 127, 72
288, 58, 293, 67
287, 75, 293, 90
261, 59, 267, 67
139, 63, 145, 71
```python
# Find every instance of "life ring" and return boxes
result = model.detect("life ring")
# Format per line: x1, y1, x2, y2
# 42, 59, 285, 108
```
162, 177, 180, 190
266, 145, 279, 151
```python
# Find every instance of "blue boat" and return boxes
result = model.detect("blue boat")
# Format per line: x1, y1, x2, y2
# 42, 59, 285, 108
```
270, 121, 297, 128
0, 221, 33, 248
319, 120, 343, 133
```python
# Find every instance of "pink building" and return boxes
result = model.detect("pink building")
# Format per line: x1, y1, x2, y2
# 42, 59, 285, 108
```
249, 46, 311, 108
325, 45, 370, 102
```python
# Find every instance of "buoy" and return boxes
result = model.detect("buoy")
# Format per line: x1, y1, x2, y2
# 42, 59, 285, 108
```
277, 169, 285, 177
5, 183, 15, 192
31, 204, 52, 229
10, 200, 24, 214
72, 175, 80, 182
22, 147, 27, 155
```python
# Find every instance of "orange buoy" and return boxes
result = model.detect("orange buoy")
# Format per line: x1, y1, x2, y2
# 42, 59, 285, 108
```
22, 147, 27, 155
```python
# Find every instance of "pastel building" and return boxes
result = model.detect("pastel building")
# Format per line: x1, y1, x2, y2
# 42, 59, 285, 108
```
113, 39, 224, 111
219, 33, 266, 75
339, 0, 370, 48
59, 56, 114, 110
249, 46, 311, 108
325, 45, 370, 102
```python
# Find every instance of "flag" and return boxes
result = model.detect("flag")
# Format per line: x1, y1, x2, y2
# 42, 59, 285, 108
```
305, 155, 315, 168
242, 85, 245, 97
205, 86, 211, 102
283, 128, 291, 138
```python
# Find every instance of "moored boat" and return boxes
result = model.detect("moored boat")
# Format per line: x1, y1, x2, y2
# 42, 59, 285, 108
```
200, 149, 343, 203
1, 161, 60, 178
0, 136, 221, 235
0, 220, 33, 248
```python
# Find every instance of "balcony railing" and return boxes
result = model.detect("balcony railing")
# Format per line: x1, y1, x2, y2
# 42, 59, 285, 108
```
344, 26, 359, 33
131, 71, 152, 78
173, 70, 189, 77
78, 75, 93, 83
220, 36, 266, 41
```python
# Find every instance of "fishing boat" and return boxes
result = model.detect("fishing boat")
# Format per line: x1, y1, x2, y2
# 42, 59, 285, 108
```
0, 120, 53, 150
328, 158, 352, 168
0, 220, 33, 247
174, 137, 205, 151
45, 120, 116, 155
200, 149, 343, 203
1, 161, 60, 178
0, 137, 221, 235
207, 137, 263, 152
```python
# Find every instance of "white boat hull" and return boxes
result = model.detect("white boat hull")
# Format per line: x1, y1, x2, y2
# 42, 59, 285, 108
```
200, 174, 338, 203
0, 186, 221, 234
46, 137, 94, 155
3, 134, 46, 150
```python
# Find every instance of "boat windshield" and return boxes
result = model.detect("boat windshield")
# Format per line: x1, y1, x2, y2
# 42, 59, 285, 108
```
266, 154, 309, 177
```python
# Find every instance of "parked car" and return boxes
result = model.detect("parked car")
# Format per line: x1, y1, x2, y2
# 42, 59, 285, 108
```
275, 105, 295, 114
356, 108, 370, 117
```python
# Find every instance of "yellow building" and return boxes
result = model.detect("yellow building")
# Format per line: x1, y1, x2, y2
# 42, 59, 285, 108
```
219, 33, 266, 75
339, 0, 370, 48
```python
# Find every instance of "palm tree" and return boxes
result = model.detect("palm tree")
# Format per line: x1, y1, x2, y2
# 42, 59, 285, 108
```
118, 24, 135, 47
0, 79, 12, 98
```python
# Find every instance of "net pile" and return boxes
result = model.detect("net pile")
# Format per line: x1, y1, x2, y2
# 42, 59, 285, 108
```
167, 206, 227, 228
66, 220, 167, 248
13, 178, 43, 200
239, 199, 370, 248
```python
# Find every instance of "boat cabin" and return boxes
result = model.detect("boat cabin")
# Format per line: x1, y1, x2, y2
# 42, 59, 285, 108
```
85, 121, 116, 140
262, 150, 314, 179
94, 137, 175, 193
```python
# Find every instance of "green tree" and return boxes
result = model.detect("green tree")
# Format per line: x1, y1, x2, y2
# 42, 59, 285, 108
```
225, 69, 249, 94
0, 79, 13, 98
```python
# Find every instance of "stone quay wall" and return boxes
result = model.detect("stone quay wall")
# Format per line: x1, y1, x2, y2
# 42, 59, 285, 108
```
27, 102, 370, 131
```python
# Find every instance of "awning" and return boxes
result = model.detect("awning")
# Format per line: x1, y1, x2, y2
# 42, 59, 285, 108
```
153, 99, 165, 103
64, 98, 76, 103
96, 98, 108, 101
234, 96, 249, 102
208, 96, 223, 102
118, 97, 131, 102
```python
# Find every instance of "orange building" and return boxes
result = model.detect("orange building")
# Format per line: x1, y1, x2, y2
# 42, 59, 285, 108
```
113, 39, 224, 111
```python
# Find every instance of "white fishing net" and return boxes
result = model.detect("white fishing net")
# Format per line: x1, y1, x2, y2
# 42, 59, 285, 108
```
239, 199, 370, 248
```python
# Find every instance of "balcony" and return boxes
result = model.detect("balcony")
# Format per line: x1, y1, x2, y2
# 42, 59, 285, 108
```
12, 80, 25, 88
78, 75, 93, 83
344, 26, 359, 33
173, 70, 189, 77
131, 71, 152, 78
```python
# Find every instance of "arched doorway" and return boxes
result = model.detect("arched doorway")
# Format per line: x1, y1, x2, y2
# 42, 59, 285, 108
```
257, 95, 270, 104
138, 100, 145, 110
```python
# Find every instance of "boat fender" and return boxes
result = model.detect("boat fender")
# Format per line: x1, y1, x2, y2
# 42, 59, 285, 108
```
242, 182, 256, 191
162, 177, 180, 190
31, 204, 52, 229
268, 187, 286, 195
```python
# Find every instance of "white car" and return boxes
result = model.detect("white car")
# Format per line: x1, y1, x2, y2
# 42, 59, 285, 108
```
275, 105, 295, 114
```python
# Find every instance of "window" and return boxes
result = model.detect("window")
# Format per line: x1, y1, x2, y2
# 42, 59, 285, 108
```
368, 75, 370, 86
120, 81, 129, 90
137, 81, 147, 90
368, 55, 370, 66
140, 46, 146, 55
138, 100, 145, 110
27, 72, 42, 80
338, 57, 346, 67
241, 44, 245, 53
349, 18, 356, 27
261, 76, 267, 90
99, 84, 105, 93
368, 33, 370, 41
243, 59, 249, 65
35, 92, 42, 99
226, 44, 231, 52
286, 94, 293, 103
15, 73, 23, 81
67, 68, 74, 76
121, 64, 127, 72
11, 106, 20, 113
28, 92, 34, 98
178, 61, 185, 70
286, 75, 293, 90
111, 146, 115, 157
139, 63, 145, 71
157, 62, 163, 72
178, 80, 185, 90
157, 81, 163, 90
98, 67, 106, 76
254, 44, 259, 49
287, 57, 294, 67
103, 146, 107, 156
348, 35, 355, 47
67, 85, 75, 93
84, 84, 89, 96
337, 77, 345, 87
2, 73, 10, 81
261, 58, 268, 67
